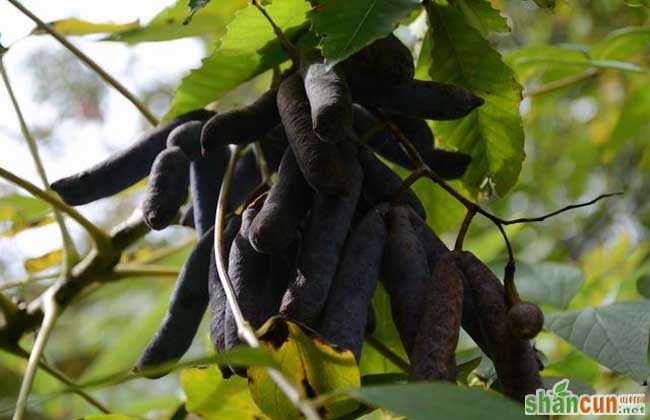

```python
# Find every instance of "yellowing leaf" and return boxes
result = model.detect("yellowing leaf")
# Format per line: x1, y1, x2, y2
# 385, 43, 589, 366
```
24, 249, 63, 273
248, 316, 361, 420
182, 366, 265, 419
31, 18, 139, 36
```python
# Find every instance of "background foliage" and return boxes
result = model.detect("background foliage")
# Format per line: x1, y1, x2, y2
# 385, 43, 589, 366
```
0, 0, 648, 419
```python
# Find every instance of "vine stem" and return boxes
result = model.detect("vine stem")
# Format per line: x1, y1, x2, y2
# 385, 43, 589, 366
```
0, 166, 112, 253
250, 0, 298, 64
5, 0, 158, 126
13, 290, 60, 420
0, 55, 80, 276
213, 146, 321, 420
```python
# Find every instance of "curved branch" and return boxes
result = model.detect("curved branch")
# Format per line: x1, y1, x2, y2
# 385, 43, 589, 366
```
13, 290, 60, 420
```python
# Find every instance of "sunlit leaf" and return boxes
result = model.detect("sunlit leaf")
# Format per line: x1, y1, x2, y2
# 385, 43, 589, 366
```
164, 0, 311, 120
360, 285, 409, 376
545, 300, 650, 383
108, 0, 247, 44
248, 316, 360, 419
609, 81, 650, 149
30, 19, 139, 36
182, 366, 264, 419
427, 4, 525, 196
0, 193, 52, 237
455, 0, 510, 37
309, 0, 420, 65
24, 249, 63, 273
84, 415, 140, 420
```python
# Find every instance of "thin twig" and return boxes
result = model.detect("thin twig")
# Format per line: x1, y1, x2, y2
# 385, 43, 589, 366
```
5, 0, 158, 126
250, 0, 298, 63
253, 142, 272, 183
0, 166, 112, 253
455, 208, 476, 251
364, 334, 410, 372
500, 192, 623, 225
13, 290, 59, 420
0, 56, 79, 275
111, 265, 180, 279
213, 146, 320, 420
524, 70, 598, 97
0, 273, 59, 292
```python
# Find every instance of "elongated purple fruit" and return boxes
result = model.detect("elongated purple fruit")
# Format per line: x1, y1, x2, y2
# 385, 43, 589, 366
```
135, 226, 215, 377
389, 113, 470, 179
190, 149, 228, 235
381, 205, 431, 358
167, 120, 204, 161
201, 89, 279, 156
277, 73, 349, 195
179, 205, 194, 228
319, 204, 389, 360
299, 50, 352, 143
353, 105, 413, 168
410, 252, 463, 382
208, 214, 241, 378
406, 209, 490, 358
358, 146, 426, 220
248, 148, 312, 254
142, 146, 190, 230
343, 34, 414, 83
51, 109, 213, 205
280, 156, 363, 327
454, 251, 543, 403
344, 71, 484, 121
223, 202, 283, 352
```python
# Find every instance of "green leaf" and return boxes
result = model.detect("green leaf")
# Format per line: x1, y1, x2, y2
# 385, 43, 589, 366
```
249, 316, 360, 419
505, 45, 590, 83
545, 300, 650, 383
609, 81, 650, 148
513, 261, 584, 309
309, 0, 421, 65
30, 18, 139, 36
84, 415, 140, 420
108, 0, 246, 44
623, 0, 650, 7
0, 193, 54, 236
164, 0, 311, 120
427, 5, 525, 196
532, 0, 556, 8
454, 0, 510, 37
637, 275, 650, 299
24, 249, 63, 273
592, 27, 650, 61
346, 383, 537, 420
182, 366, 264, 419
359, 285, 409, 375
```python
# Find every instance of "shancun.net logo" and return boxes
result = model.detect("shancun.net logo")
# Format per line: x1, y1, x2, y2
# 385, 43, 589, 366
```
525, 379, 646, 416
